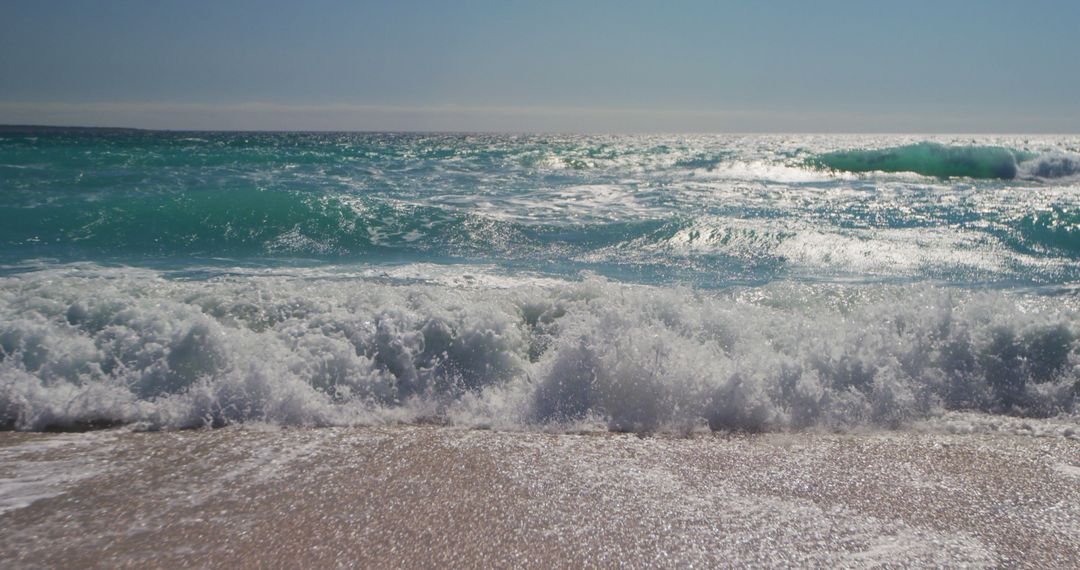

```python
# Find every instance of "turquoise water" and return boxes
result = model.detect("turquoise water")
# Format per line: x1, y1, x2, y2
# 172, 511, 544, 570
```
3, 132, 1078, 283
1, 131, 1078, 431
812, 142, 1040, 179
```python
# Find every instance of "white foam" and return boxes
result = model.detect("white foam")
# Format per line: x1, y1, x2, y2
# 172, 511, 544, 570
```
691, 161, 850, 183
1, 265, 1077, 432
601, 216, 1071, 279
1017, 152, 1080, 181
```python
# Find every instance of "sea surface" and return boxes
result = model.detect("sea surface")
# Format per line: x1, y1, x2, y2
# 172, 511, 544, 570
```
1, 131, 1078, 432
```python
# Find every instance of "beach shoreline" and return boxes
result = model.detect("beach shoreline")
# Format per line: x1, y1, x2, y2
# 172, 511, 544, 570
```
1, 421, 1077, 568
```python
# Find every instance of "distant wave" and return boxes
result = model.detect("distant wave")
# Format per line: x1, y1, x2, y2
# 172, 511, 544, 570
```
811, 142, 1080, 180
1, 267, 1076, 432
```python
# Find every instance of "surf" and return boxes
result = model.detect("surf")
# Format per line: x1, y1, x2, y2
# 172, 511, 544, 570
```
1, 266, 1076, 432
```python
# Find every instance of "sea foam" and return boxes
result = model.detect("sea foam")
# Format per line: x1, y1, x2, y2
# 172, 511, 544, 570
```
1, 265, 1075, 432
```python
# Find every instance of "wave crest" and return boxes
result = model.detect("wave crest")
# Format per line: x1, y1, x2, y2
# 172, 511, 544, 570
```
811, 142, 1080, 180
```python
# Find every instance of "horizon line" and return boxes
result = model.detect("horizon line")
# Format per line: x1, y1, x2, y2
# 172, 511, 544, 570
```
2, 100, 1078, 135
4, 124, 1080, 138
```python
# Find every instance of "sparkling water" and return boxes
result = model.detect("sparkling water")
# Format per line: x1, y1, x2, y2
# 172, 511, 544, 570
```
1, 131, 1077, 431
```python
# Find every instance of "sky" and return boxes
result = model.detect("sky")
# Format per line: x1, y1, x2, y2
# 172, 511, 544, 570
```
1, 0, 1078, 132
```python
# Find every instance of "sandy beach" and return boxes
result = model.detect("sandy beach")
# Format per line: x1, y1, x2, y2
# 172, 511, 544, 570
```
1, 419, 1077, 568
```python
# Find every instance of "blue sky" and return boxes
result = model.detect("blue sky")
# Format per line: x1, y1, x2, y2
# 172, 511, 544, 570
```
1, 0, 1078, 132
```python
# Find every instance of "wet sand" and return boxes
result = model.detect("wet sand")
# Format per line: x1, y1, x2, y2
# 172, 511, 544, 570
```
1, 423, 1078, 568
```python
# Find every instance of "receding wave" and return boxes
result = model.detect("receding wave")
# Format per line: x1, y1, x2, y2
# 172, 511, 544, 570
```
811, 142, 1080, 180
1, 266, 1076, 432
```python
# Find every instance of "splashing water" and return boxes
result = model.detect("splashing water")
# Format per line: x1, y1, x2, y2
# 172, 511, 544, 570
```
1, 131, 1078, 431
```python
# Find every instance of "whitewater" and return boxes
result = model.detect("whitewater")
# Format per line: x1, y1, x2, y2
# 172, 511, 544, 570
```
1, 131, 1079, 433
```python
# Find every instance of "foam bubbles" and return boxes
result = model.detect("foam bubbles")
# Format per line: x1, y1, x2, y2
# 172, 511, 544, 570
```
1, 265, 1076, 432
1017, 153, 1080, 180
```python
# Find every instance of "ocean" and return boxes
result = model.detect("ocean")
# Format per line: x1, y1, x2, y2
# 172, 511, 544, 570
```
2, 130, 1080, 566
0, 131, 1078, 432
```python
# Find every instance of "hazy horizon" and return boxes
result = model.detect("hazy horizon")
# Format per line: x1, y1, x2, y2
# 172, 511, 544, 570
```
4, 102, 1080, 135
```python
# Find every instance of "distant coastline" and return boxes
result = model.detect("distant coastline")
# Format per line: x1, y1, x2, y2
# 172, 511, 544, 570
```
0, 124, 145, 133
0, 124, 488, 135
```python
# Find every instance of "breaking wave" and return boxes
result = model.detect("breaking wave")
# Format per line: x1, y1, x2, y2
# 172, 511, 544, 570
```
1, 266, 1076, 432
811, 142, 1080, 180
